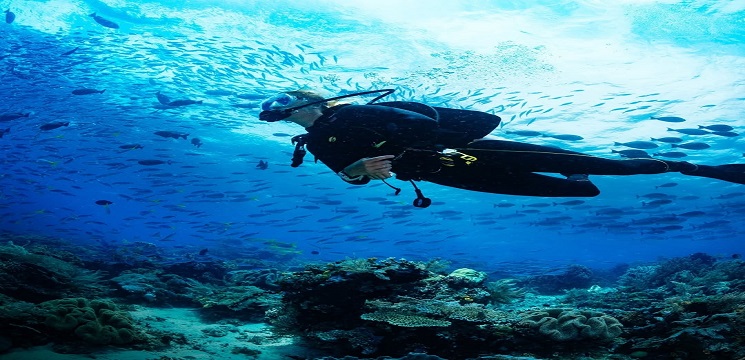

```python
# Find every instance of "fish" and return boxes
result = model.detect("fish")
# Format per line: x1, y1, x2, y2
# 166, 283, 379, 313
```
712, 192, 745, 199
678, 210, 706, 217
154, 131, 188, 139
647, 225, 684, 233
695, 220, 731, 229
236, 93, 268, 100
198, 248, 208, 255
671, 142, 710, 150
0, 128, 9, 138
655, 182, 678, 188
667, 128, 710, 135
642, 199, 673, 207
138, 159, 172, 166
156, 91, 171, 105
204, 89, 234, 96
231, 103, 258, 109
638, 192, 673, 199
39, 121, 70, 131
543, 134, 584, 141
5, 9, 15, 24
95, 199, 113, 214
611, 149, 651, 158
653, 151, 687, 158
256, 160, 268, 170
61, 47, 79, 56
524, 202, 551, 208
711, 131, 739, 137
89, 13, 119, 29
614, 141, 658, 149
505, 130, 542, 137
191, 138, 203, 148
650, 137, 683, 143
0, 112, 30, 122
699, 124, 733, 132
493, 202, 516, 208
119, 144, 143, 150
650, 116, 686, 123
553, 200, 585, 206
72, 88, 105, 95
167, 99, 203, 107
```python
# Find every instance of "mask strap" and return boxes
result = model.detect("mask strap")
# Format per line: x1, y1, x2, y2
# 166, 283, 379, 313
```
283, 88, 395, 113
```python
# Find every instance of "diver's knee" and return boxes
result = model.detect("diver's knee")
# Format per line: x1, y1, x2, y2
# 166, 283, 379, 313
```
577, 182, 600, 197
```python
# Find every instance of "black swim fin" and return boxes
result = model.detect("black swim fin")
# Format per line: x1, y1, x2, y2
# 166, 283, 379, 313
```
681, 164, 745, 185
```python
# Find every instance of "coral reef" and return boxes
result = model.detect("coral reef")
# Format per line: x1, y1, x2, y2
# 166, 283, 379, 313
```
518, 308, 623, 342
37, 297, 144, 345
445, 268, 487, 287
485, 279, 525, 304
563, 255, 745, 359
2, 231, 744, 360
196, 285, 281, 321
0, 241, 104, 301
267, 257, 618, 358
519, 264, 594, 294
360, 311, 452, 328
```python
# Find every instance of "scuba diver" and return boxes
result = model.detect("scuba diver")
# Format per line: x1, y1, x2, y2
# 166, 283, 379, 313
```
258, 89, 745, 207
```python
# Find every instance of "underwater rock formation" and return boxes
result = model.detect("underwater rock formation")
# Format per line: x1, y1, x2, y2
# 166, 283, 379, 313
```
519, 264, 594, 294
0, 241, 104, 301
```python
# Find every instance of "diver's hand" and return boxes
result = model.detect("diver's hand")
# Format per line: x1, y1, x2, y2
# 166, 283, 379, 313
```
344, 155, 395, 180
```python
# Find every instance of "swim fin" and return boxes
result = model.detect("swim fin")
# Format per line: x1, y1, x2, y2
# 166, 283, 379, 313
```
681, 164, 745, 185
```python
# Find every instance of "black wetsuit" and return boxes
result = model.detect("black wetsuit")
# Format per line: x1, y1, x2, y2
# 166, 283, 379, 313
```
301, 102, 743, 197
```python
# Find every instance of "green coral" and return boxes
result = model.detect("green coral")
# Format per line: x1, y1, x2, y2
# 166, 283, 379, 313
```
361, 311, 451, 327
442, 304, 504, 323
198, 285, 268, 311
363, 299, 507, 326
485, 279, 525, 304
447, 268, 487, 286
38, 298, 141, 345
520, 308, 623, 342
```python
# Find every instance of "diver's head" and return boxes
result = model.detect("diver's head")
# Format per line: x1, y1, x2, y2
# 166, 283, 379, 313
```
258, 90, 330, 126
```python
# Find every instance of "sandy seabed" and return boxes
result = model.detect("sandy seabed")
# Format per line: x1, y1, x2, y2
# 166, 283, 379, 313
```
1, 306, 316, 360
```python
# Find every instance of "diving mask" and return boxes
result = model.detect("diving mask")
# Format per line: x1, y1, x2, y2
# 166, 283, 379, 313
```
258, 93, 302, 122
260, 93, 298, 111
258, 88, 397, 122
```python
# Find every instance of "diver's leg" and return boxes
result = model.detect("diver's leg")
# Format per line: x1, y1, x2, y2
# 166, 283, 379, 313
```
464, 140, 689, 175
425, 166, 601, 197
680, 164, 745, 185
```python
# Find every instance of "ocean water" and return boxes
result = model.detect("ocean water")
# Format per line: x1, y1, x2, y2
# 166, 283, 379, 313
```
2, 1, 745, 359
3, 0, 744, 271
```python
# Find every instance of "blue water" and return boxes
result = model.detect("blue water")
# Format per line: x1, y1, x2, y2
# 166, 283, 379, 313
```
1, 0, 744, 275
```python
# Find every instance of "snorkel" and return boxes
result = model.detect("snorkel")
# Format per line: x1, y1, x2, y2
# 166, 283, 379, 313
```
258, 88, 395, 122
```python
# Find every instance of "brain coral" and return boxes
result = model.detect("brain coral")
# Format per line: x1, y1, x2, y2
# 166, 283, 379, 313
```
520, 308, 623, 342
38, 298, 141, 345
